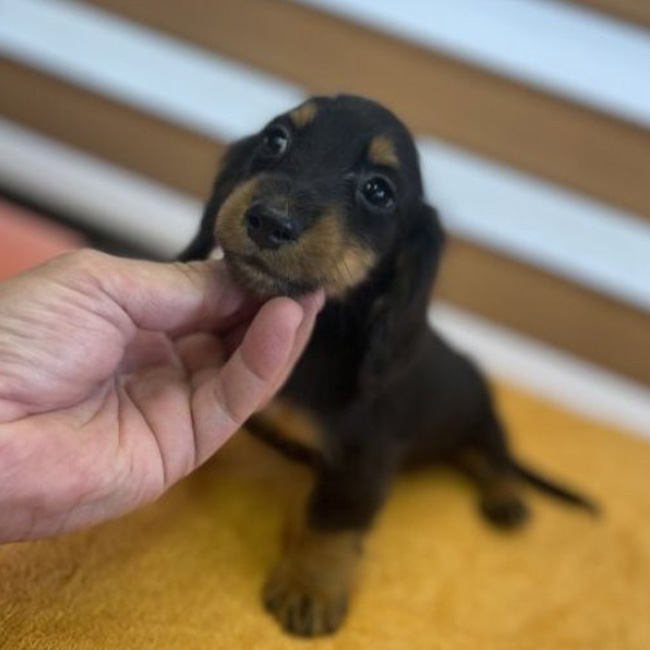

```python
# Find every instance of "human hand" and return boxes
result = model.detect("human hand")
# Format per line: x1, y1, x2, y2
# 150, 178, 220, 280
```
0, 250, 323, 543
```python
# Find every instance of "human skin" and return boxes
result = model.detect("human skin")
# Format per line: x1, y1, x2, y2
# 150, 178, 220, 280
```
0, 250, 323, 543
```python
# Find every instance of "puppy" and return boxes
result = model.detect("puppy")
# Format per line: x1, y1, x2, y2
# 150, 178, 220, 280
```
180, 95, 597, 637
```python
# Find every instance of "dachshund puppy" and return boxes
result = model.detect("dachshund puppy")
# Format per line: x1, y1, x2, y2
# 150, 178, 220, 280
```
180, 95, 596, 637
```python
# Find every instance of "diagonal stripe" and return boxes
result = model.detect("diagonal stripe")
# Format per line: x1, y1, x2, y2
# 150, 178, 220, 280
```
0, 0, 303, 140
295, 0, 650, 129
1, 0, 649, 312
0, 118, 201, 256
430, 303, 650, 439
420, 139, 650, 312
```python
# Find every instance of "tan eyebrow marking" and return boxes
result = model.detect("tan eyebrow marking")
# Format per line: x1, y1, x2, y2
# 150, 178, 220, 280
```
289, 101, 318, 129
367, 135, 400, 169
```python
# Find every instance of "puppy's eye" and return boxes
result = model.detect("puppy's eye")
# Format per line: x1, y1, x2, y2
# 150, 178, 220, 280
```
260, 126, 290, 158
361, 176, 395, 209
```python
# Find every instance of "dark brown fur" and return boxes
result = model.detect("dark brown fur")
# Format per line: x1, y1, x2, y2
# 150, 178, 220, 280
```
180, 95, 598, 637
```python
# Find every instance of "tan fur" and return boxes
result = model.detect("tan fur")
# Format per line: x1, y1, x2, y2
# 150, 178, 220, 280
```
289, 101, 318, 129
215, 176, 262, 252
331, 243, 376, 298
262, 457, 363, 635
367, 135, 399, 168
256, 399, 324, 453
283, 210, 376, 297
264, 519, 362, 636
215, 178, 376, 297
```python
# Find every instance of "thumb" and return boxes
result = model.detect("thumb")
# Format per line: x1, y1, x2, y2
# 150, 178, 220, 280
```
189, 297, 305, 465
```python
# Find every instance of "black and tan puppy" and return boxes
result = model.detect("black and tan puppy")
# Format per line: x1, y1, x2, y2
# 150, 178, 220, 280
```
181, 95, 596, 637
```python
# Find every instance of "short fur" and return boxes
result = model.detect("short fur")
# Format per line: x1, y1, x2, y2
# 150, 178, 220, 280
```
180, 95, 598, 637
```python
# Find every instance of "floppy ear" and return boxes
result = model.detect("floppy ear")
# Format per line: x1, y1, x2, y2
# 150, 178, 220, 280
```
178, 136, 257, 261
359, 203, 445, 394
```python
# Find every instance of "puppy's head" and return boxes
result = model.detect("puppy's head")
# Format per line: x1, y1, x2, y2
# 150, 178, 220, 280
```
189, 95, 440, 301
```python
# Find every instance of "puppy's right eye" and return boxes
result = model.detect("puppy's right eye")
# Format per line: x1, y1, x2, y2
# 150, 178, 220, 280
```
260, 126, 290, 159
361, 176, 395, 209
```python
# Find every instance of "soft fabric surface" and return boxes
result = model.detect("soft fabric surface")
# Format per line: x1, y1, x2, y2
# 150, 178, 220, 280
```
1, 383, 648, 649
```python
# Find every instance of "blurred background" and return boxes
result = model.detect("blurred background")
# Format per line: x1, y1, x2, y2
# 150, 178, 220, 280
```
0, 0, 649, 435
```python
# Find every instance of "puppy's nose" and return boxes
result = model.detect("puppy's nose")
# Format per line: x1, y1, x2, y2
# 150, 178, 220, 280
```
245, 203, 298, 250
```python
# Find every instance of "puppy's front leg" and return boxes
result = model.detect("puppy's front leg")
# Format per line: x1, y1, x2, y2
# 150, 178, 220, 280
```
263, 453, 394, 637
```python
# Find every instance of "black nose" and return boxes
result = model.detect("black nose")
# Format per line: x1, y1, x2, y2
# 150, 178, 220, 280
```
245, 203, 298, 250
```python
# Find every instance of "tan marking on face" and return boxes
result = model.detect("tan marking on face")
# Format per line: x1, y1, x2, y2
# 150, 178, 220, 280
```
216, 177, 376, 297
367, 135, 399, 168
255, 398, 324, 453
330, 244, 377, 298
284, 210, 376, 297
215, 176, 261, 253
289, 101, 318, 129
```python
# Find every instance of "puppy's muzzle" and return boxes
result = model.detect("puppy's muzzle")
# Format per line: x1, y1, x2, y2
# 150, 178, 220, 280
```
245, 202, 301, 251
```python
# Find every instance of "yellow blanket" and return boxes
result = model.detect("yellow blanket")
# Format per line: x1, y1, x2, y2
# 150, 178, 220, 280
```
1, 385, 649, 649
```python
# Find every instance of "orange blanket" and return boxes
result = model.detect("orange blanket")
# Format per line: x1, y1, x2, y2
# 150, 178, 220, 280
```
1, 385, 649, 650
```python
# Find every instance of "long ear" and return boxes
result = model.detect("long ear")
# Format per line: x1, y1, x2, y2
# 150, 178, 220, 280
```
359, 204, 445, 393
178, 136, 257, 261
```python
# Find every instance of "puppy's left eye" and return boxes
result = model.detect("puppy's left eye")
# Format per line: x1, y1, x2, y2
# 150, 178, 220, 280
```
361, 176, 395, 209
260, 126, 290, 158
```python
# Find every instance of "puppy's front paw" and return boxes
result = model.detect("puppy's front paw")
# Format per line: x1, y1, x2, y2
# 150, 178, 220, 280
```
262, 530, 360, 637
263, 559, 349, 636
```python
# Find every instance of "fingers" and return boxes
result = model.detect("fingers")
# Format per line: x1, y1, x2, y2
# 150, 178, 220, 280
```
66, 250, 259, 336
189, 295, 321, 466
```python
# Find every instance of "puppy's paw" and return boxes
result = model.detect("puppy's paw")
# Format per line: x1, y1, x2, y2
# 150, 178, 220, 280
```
480, 493, 531, 530
263, 558, 349, 636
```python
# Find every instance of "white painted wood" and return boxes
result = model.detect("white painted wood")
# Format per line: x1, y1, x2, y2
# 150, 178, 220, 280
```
0, 0, 303, 140
0, 119, 201, 257
430, 304, 650, 439
420, 138, 650, 312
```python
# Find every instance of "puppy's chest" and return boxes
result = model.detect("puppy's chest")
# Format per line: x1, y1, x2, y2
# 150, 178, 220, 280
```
282, 328, 362, 411
254, 317, 377, 458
